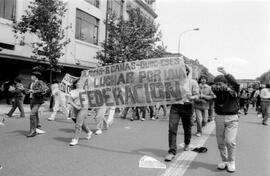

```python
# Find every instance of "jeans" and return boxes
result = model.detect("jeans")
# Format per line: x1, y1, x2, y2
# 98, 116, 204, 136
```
208, 100, 214, 120
95, 108, 107, 130
73, 109, 90, 140
168, 103, 193, 155
7, 97, 25, 117
29, 102, 42, 131
261, 101, 270, 124
195, 108, 208, 133
215, 114, 239, 162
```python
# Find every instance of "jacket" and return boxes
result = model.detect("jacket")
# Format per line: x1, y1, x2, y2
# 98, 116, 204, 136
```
212, 74, 240, 115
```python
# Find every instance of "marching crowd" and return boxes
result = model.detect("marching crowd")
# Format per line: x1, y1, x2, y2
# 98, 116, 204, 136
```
0, 66, 270, 173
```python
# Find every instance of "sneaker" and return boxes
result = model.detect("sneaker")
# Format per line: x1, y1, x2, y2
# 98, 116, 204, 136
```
69, 139, 78, 146
140, 118, 145, 121
95, 129, 102, 135
262, 122, 268, 125
184, 144, 191, 151
130, 118, 134, 121
227, 161, 235, 172
164, 153, 175, 162
0, 164, 2, 170
48, 117, 55, 121
86, 131, 93, 140
5, 114, 12, 118
36, 128, 46, 134
26, 130, 37, 138
151, 117, 156, 120
195, 132, 201, 137
217, 162, 227, 170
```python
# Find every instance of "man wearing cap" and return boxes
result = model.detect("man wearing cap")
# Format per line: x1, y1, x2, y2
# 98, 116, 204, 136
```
26, 71, 48, 137
211, 67, 240, 173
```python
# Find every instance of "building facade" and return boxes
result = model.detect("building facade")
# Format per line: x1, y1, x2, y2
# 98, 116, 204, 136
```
0, 0, 157, 87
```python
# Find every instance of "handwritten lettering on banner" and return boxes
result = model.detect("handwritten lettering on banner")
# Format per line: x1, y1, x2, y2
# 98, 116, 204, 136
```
59, 74, 79, 93
78, 57, 189, 108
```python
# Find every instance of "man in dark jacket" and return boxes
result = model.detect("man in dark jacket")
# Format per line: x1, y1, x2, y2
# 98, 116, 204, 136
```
212, 67, 239, 173
6, 78, 25, 118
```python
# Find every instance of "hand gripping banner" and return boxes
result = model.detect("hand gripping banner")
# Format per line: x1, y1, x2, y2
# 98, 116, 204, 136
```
78, 57, 190, 109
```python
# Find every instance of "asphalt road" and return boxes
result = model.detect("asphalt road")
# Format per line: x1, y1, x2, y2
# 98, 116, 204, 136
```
0, 107, 269, 176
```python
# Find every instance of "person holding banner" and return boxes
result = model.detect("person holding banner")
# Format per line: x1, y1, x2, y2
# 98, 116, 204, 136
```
164, 65, 200, 162
48, 82, 70, 121
68, 79, 92, 146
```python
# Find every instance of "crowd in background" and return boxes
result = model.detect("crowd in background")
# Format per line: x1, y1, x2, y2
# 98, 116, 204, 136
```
0, 66, 270, 173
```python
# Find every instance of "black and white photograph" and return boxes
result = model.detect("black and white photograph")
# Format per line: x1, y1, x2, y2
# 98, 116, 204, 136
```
0, 0, 269, 175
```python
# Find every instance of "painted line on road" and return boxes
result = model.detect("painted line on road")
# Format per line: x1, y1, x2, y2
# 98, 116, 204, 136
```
160, 121, 216, 176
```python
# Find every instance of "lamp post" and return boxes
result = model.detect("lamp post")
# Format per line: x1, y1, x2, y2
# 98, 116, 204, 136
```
178, 28, 199, 54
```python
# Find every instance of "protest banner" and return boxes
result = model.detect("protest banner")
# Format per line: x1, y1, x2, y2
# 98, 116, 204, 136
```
59, 73, 79, 93
78, 57, 190, 109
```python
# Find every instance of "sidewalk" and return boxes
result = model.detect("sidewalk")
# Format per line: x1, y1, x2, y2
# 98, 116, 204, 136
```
0, 101, 50, 117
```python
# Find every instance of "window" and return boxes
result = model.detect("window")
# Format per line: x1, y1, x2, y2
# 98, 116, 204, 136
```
0, 0, 16, 20
108, 0, 123, 19
75, 9, 99, 45
84, 0, 99, 8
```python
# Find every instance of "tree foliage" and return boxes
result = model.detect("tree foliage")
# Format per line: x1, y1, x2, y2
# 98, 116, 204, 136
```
13, 0, 69, 74
257, 69, 270, 84
96, 8, 167, 66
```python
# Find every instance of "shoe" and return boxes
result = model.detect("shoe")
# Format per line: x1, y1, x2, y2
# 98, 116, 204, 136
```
195, 132, 201, 137
26, 130, 37, 138
262, 122, 268, 125
86, 131, 93, 140
227, 161, 235, 172
5, 114, 12, 118
95, 129, 102, 135
48, 117, 55, 121
164, 153, 175, 162
36, 128, 46, 134
130, 118, 134, 121
69, 139, 78, 146
184, 144, 191, 151
140, 118, 145, 121
0, 164, 2, 170
151, 117, 156, 120
217, 162, 227, 170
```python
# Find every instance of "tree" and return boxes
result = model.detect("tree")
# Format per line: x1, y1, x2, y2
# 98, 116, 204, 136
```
96, 7, 164, 66
13, 0, 70, 83
257, 69, 270, 84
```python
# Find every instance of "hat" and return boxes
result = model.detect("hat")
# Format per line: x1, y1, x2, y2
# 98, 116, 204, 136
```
214, 75, 227, 84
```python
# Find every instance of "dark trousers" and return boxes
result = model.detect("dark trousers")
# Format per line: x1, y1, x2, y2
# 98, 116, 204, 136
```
7, 97, 25, 117
134, 107, 146, 119
149, 106, 155, 118
168, 103, 193, 155
29, 101, 42, 131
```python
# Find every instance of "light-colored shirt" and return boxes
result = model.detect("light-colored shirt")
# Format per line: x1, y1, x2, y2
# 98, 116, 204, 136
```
260, 88, 270, 102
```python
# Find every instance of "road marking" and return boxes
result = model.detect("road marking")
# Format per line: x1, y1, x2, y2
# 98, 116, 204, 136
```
160, 121, 216, 176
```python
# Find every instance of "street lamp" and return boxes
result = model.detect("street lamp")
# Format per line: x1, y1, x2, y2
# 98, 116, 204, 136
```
178, 28, 200, 54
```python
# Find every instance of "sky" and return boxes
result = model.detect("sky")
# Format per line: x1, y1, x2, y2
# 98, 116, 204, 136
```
155, 0, 270, 79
